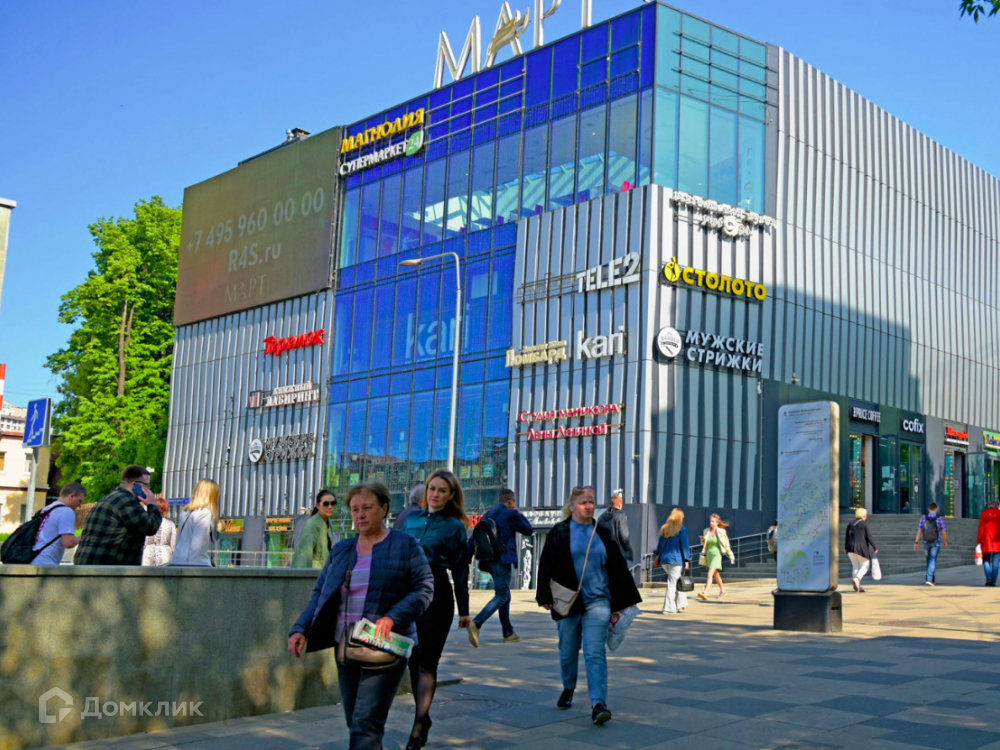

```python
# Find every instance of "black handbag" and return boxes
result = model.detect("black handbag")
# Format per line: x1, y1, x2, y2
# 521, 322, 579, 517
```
679, 561, 695, 592
336, 548, 403, 671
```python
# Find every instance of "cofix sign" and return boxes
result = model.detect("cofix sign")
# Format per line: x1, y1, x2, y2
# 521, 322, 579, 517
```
263, 329, 325, 356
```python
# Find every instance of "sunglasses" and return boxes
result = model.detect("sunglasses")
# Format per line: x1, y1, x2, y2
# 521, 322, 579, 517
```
320, 501, 336, 508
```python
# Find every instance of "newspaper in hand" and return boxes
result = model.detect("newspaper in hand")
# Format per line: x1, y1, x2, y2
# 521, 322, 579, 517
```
351, 618, 414, 659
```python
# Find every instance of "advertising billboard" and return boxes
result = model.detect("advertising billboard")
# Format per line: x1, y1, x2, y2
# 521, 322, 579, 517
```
174, 126, 341, 325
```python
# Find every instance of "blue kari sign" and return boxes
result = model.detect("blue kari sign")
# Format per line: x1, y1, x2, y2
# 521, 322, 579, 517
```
23, 398, 51, 448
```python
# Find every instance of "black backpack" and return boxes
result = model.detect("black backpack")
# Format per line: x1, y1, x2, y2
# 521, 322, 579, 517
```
921, 516, 940, 543
471, 514, 503, 563
0, 505, 61, 564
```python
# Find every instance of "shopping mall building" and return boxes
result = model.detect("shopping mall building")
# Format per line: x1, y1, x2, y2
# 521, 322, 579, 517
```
164, 1, 1000, 570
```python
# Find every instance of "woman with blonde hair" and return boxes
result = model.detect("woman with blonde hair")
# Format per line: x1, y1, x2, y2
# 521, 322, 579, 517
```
654, 509, 690, 614
698, 514, 734, 600
845, 507, 877, 592
171, 479, 220, 566
401, 469, 471, 749
536, 485, 642, 725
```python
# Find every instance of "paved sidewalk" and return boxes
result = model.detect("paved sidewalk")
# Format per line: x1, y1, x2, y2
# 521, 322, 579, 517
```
47, 565, 1000, 750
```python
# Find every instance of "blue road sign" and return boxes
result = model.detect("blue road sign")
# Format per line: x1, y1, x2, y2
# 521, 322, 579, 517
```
23, 398, 51, 448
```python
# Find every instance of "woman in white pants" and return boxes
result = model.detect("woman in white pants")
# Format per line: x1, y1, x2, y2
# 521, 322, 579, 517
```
654, 509, 690, 613
844, 507, 877, 592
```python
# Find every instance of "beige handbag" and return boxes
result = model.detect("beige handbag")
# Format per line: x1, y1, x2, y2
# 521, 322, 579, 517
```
549, 523, 597, 617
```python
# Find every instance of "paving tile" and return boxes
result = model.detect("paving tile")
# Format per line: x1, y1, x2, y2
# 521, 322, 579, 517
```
934, 699, 987, 710
477, 705, 579, 729
804, 669, 917, 686
560, 722, 685, 749
878, 723, 1000, 750
943, 670, 1000, 685
760, 704, 873, 730
786, 656, 895, 669
700, 717, 823, 746
695, 697, 796, 718
812, 696, 922, 716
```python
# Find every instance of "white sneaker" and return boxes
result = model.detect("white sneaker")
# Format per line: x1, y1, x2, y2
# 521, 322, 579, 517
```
925, 580, 935, 587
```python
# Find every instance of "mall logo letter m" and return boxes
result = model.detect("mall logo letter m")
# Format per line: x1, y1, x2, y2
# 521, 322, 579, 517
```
39, 687, 73, 724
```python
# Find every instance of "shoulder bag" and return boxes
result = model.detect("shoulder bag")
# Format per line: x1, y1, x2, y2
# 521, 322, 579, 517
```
678, 538, 695, 592
336, 545, 403, 670
548, 523, 596, 617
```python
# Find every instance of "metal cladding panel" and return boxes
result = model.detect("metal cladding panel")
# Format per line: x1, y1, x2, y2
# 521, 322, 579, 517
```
775, 48, 1000, 428
163, 291, 334, 518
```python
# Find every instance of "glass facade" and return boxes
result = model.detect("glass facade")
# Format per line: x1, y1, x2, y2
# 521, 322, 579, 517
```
328, 3, 771, 509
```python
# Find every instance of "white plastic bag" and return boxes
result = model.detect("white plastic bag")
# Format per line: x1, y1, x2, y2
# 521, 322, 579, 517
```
975, 544, 983, 566
871, 554, 882, 581
606, 605, 640, 653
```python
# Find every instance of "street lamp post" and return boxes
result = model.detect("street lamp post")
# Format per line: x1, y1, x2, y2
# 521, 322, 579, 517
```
399, 253, 462, 473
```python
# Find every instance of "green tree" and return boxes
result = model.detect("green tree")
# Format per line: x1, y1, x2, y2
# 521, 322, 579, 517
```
960, 0, 1000, 21
46, 197, 181, 500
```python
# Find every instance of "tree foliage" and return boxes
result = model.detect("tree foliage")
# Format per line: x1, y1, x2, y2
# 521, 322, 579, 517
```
960, 0, 1000, 21
46, 197, 181, 500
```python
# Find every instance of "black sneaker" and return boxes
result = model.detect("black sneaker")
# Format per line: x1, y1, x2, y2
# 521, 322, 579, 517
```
592, 702, 611, 725
557, 689, 574, 709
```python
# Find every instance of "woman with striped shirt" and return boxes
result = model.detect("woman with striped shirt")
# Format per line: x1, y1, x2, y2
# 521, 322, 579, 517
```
289, 482, 433, 750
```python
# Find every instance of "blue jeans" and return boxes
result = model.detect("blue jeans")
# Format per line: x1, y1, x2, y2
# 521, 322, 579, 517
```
337, 659, 407, 750
474, 562, 514, 637
557, 598, 611, 707
924, 541, 942, 582
985, 553, 1000, 584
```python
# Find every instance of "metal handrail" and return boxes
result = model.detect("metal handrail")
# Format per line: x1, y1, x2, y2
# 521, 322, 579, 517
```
645, 530, 772, 584
210, 550, 294, 568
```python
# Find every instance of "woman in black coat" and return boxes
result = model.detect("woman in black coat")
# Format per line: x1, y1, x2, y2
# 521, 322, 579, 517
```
845, 507, 878, 592
536, 485, 642, 726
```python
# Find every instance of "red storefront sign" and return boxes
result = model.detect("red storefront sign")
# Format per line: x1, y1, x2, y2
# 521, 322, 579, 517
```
519, 403, 622, 423
945, 426, 969, 445
263, 329, 325, 356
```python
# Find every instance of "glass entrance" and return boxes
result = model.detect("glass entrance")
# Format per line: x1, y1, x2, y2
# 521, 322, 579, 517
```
944, 451, 957, 517
849, 434, 864, 510
876, 436, 897, 513
898, 443, 922, 514
967, 453, 987, 519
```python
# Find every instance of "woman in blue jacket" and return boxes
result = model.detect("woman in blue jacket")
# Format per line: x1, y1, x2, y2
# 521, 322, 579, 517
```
288, 481, 433, 750
402, 469, 471, 750
654, 508, 690, 614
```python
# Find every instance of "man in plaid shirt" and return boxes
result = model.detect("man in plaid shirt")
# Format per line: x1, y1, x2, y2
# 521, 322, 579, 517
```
914, 502, 948, 586
75, 465, 163, 565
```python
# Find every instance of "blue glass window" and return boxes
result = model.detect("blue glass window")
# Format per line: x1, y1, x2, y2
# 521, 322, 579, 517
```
422, 159, 446, 244
655, 89, 681, 189
487, 253, 514, 351
682, 15, 710, 42
678, 96, 708, 195
457, 384, 484, 461
332, 294, 353, 378
552, 36, 579, 98
415, 269, 441, 362
525, 47, 552, 107
657, 6, 681, 90
463, 258, 490, 354
460, 359, 485, 385
709, 106, 737, 205
499, 57, 524, 81
638, 87, 653, 186
611, 13, 640, 50
681, 72, 709, 101
400, 168, 423, 252
439, 264, 457, 358
712, 27, 739, 53
349, 288, 374, 373
740, 38, 767, 65
470, 141, 495, 231
581, 59, 608, 88
445, 149, 470, 238
345, 399, 366, 456
340, 188, 360, 267
611, 48, 639, 77
413, 367, 435, 392
494, 132, 520, 224
432, 388, 451, 461
369, 375, 390, 398
372, 286, 395, 368
577, 104, 607, 201
325, 402, 346, 487
711, 72, 740, 110
476, 67, 500, 89
391, 372, 412, 393
452, 96, 472, 117
358, 182, 380, 264
409, 390, 434, 465
379, 173, 401, 256
739, 94, 766, 120
581, 24, 608, 62
607, 94, 637, 194
640, 4, 655, 88
548, 114, 577, 209
521, 124, 548, 217
388, 394, 411, 460
738, 116, 765, 212
392, 276, 417, 366
367, 397, 389, 460
712, 48, 740, 73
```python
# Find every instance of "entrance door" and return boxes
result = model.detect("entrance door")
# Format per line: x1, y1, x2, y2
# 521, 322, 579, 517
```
899, 443, 922, 515
877, 436, 897, 513
850, 434, 864, 510
967, 453, 987, 519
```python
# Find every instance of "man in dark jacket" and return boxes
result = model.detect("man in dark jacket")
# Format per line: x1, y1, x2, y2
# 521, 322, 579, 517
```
393, 484, 424, 531
75, 465, 163, 565
468, 488, 533, 646
597, 492, 633, 565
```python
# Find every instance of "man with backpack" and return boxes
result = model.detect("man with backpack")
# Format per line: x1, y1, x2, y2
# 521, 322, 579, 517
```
914, 502, 948, 586
467, 488, 533, 647
0, 482, 87, 565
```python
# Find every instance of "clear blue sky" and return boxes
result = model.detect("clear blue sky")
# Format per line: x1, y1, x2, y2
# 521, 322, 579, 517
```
1, 0, 997, 407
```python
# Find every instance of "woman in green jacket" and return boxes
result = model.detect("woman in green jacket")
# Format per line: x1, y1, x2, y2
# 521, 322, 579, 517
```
291, 490, 339, 569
